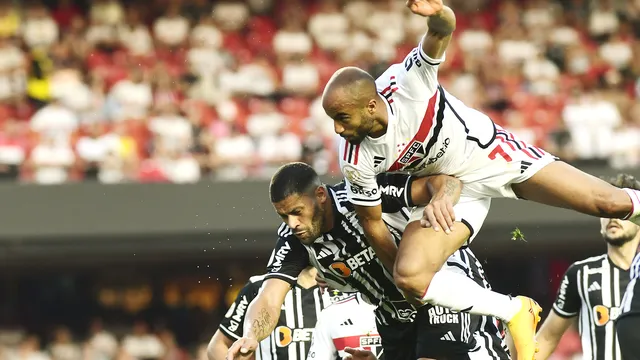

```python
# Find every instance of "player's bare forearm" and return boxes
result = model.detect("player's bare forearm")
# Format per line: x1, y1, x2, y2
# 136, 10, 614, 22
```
355, 204, 398, 272
421, 6, 455, 59
411, 175, 462, 206
208, 330, 234, 360
534, 311, 574, 360
242, 279, 289, 341
427, 6, 456, 37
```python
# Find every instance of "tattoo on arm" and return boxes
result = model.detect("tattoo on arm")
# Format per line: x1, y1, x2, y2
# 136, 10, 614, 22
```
444, 178, 457, 196
250, 308, 274, 340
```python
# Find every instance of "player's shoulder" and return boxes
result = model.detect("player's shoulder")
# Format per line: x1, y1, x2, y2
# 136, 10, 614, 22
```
572, 254, 608, 269
327, 183, 354, 214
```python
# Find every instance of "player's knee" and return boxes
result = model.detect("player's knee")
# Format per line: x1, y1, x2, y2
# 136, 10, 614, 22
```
393, 263, 436, 298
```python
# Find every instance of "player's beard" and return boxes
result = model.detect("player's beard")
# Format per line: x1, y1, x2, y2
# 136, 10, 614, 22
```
299, 201, 326, 245
604, 229, 638, 247
349, 112, 376, 144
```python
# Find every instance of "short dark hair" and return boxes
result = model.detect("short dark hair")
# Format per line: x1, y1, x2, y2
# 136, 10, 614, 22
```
270, 162, 321, 203
606, 173, 640, 191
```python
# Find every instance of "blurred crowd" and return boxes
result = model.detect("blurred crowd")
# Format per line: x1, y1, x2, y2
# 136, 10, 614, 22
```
0, 0, 638, 185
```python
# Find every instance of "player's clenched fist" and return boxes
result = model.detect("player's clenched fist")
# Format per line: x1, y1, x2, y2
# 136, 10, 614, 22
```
226, 337, 258, 360
406, 0, 444, 17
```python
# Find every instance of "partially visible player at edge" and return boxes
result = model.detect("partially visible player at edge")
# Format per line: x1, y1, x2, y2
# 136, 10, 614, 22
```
616, 250, 640, 360
322, 0, 640, 359
535, 174, 640, 360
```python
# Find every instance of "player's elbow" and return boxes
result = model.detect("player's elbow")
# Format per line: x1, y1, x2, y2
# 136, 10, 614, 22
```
207, 332, 229, 360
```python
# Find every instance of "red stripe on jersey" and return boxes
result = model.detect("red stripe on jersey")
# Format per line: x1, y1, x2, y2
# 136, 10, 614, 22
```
387, 90, 439, 172
333, 336, 362, 350
496, 134, 516, 151
343, 142, 349, 161
354, 144, 360, 165
381, 84, 392, 94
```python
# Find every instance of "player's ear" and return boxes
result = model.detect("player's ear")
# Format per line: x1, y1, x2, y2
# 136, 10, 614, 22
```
316, 186, 327, 203
367, 98, 377, 114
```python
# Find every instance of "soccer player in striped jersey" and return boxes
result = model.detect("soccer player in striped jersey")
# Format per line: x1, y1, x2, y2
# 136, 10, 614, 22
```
322, 1, 640, 357
535, 174, 640, 360
307, 292, 383, 360
226, 163, 510, 360
208, 267, 336, 360
617, 251, 640, 360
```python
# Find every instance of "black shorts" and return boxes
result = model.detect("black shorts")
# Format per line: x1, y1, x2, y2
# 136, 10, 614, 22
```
616, 314, 640, 360
377, 305, 510, 360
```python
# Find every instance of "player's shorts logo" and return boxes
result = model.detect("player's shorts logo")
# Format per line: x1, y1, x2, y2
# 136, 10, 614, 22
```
330, 262, 352, 278
593, 305, 621, 326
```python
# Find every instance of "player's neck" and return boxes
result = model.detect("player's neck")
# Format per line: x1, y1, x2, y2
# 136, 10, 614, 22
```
321, 186, 335, 233
607, 238, 640, 270
370, 94, 389, 138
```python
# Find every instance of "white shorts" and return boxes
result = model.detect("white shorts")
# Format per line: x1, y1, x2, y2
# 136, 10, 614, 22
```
409, 196, 490, 245
456, 125, 558, 199
408, 125, 556, 245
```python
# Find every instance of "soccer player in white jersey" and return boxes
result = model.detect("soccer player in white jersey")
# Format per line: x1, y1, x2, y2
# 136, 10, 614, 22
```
535, 175, 640, 360
321, 1, 640, 358
307, 292, 383, 360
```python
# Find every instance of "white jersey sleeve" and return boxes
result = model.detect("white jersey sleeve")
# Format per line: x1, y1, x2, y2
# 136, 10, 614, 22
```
307, 311, 337, 360
338, 138, 381, 207
387, 40, 444, 101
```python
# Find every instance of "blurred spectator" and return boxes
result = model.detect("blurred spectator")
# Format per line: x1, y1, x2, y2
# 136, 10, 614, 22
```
153, 5, 190, 48
28, 133, 75, 185
212, 124, 255, 181
107, 68, 153, 121
89, 0, 124, 27
22, 3, 59, 50
48, 327, 81, 360
87, 319, 118, 360
121, 321, 164, 360
118, 8, 154, 57
30, 96, 78, 142
0, 119, 27, 181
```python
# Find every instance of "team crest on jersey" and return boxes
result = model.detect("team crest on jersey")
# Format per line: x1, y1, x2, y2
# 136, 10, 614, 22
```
398, 140, 427, 169
342, 165, 362, 183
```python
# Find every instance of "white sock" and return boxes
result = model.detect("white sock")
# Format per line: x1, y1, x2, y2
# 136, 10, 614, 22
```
623, 188, 640, 224
420, 270, 522, 322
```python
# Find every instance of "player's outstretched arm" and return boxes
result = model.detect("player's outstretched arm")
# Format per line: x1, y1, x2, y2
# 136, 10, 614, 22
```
226, 279, 290, 360
534, 311, 575, 360
355, 204, 398, 273
207, 330, 234, 360
406, 0, 456, 60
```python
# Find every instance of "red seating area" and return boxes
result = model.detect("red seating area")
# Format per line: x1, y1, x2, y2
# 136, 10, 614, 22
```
0, 0, 637, 184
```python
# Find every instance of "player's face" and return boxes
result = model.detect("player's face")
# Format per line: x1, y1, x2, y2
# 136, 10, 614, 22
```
600, 218, 640, 246
273, 190, 326, 245
328, 105, 376, 144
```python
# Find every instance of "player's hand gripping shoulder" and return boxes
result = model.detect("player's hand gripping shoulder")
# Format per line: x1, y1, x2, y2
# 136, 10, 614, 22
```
415, 175, 462, 233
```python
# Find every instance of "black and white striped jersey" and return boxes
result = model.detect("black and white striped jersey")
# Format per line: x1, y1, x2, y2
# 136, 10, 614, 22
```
218, 274, 336, 360
552, 254, 631, 360
264, 173, 509, 359
620, 252, 640, 319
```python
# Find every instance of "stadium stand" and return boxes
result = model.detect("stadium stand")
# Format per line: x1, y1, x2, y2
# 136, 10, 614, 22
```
0, 0, 637, 184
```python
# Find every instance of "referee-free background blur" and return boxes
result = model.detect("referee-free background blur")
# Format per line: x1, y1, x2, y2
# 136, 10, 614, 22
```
0, 0, 638, 359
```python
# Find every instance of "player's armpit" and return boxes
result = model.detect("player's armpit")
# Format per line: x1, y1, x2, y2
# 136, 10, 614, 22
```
534, 310, 576, 360
242, 278, 290, 342
421, 6, 455, 60
208, 330, 234, 360
354, 204, 398, 273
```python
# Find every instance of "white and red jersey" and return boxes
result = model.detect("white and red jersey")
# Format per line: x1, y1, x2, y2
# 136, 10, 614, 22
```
338, 41, 553, 206
307, 293, 382, 360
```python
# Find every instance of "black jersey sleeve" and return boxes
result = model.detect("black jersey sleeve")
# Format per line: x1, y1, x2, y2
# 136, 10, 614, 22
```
376, 173, 415, 213
552, 263, 581, 318
218, 277, 264, 340
264, 224, 311, 285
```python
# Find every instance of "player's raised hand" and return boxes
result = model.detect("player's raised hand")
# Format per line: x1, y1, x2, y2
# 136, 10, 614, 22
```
406, 0, 444, 17
343, 347, 378, 360
226, 337, 258, 360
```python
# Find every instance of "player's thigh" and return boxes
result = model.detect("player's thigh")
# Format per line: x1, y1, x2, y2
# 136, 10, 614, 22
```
616, 315, 640, 360
511, 160, 629, 214
395, 197, 489, 277
376, 319, 417, 360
